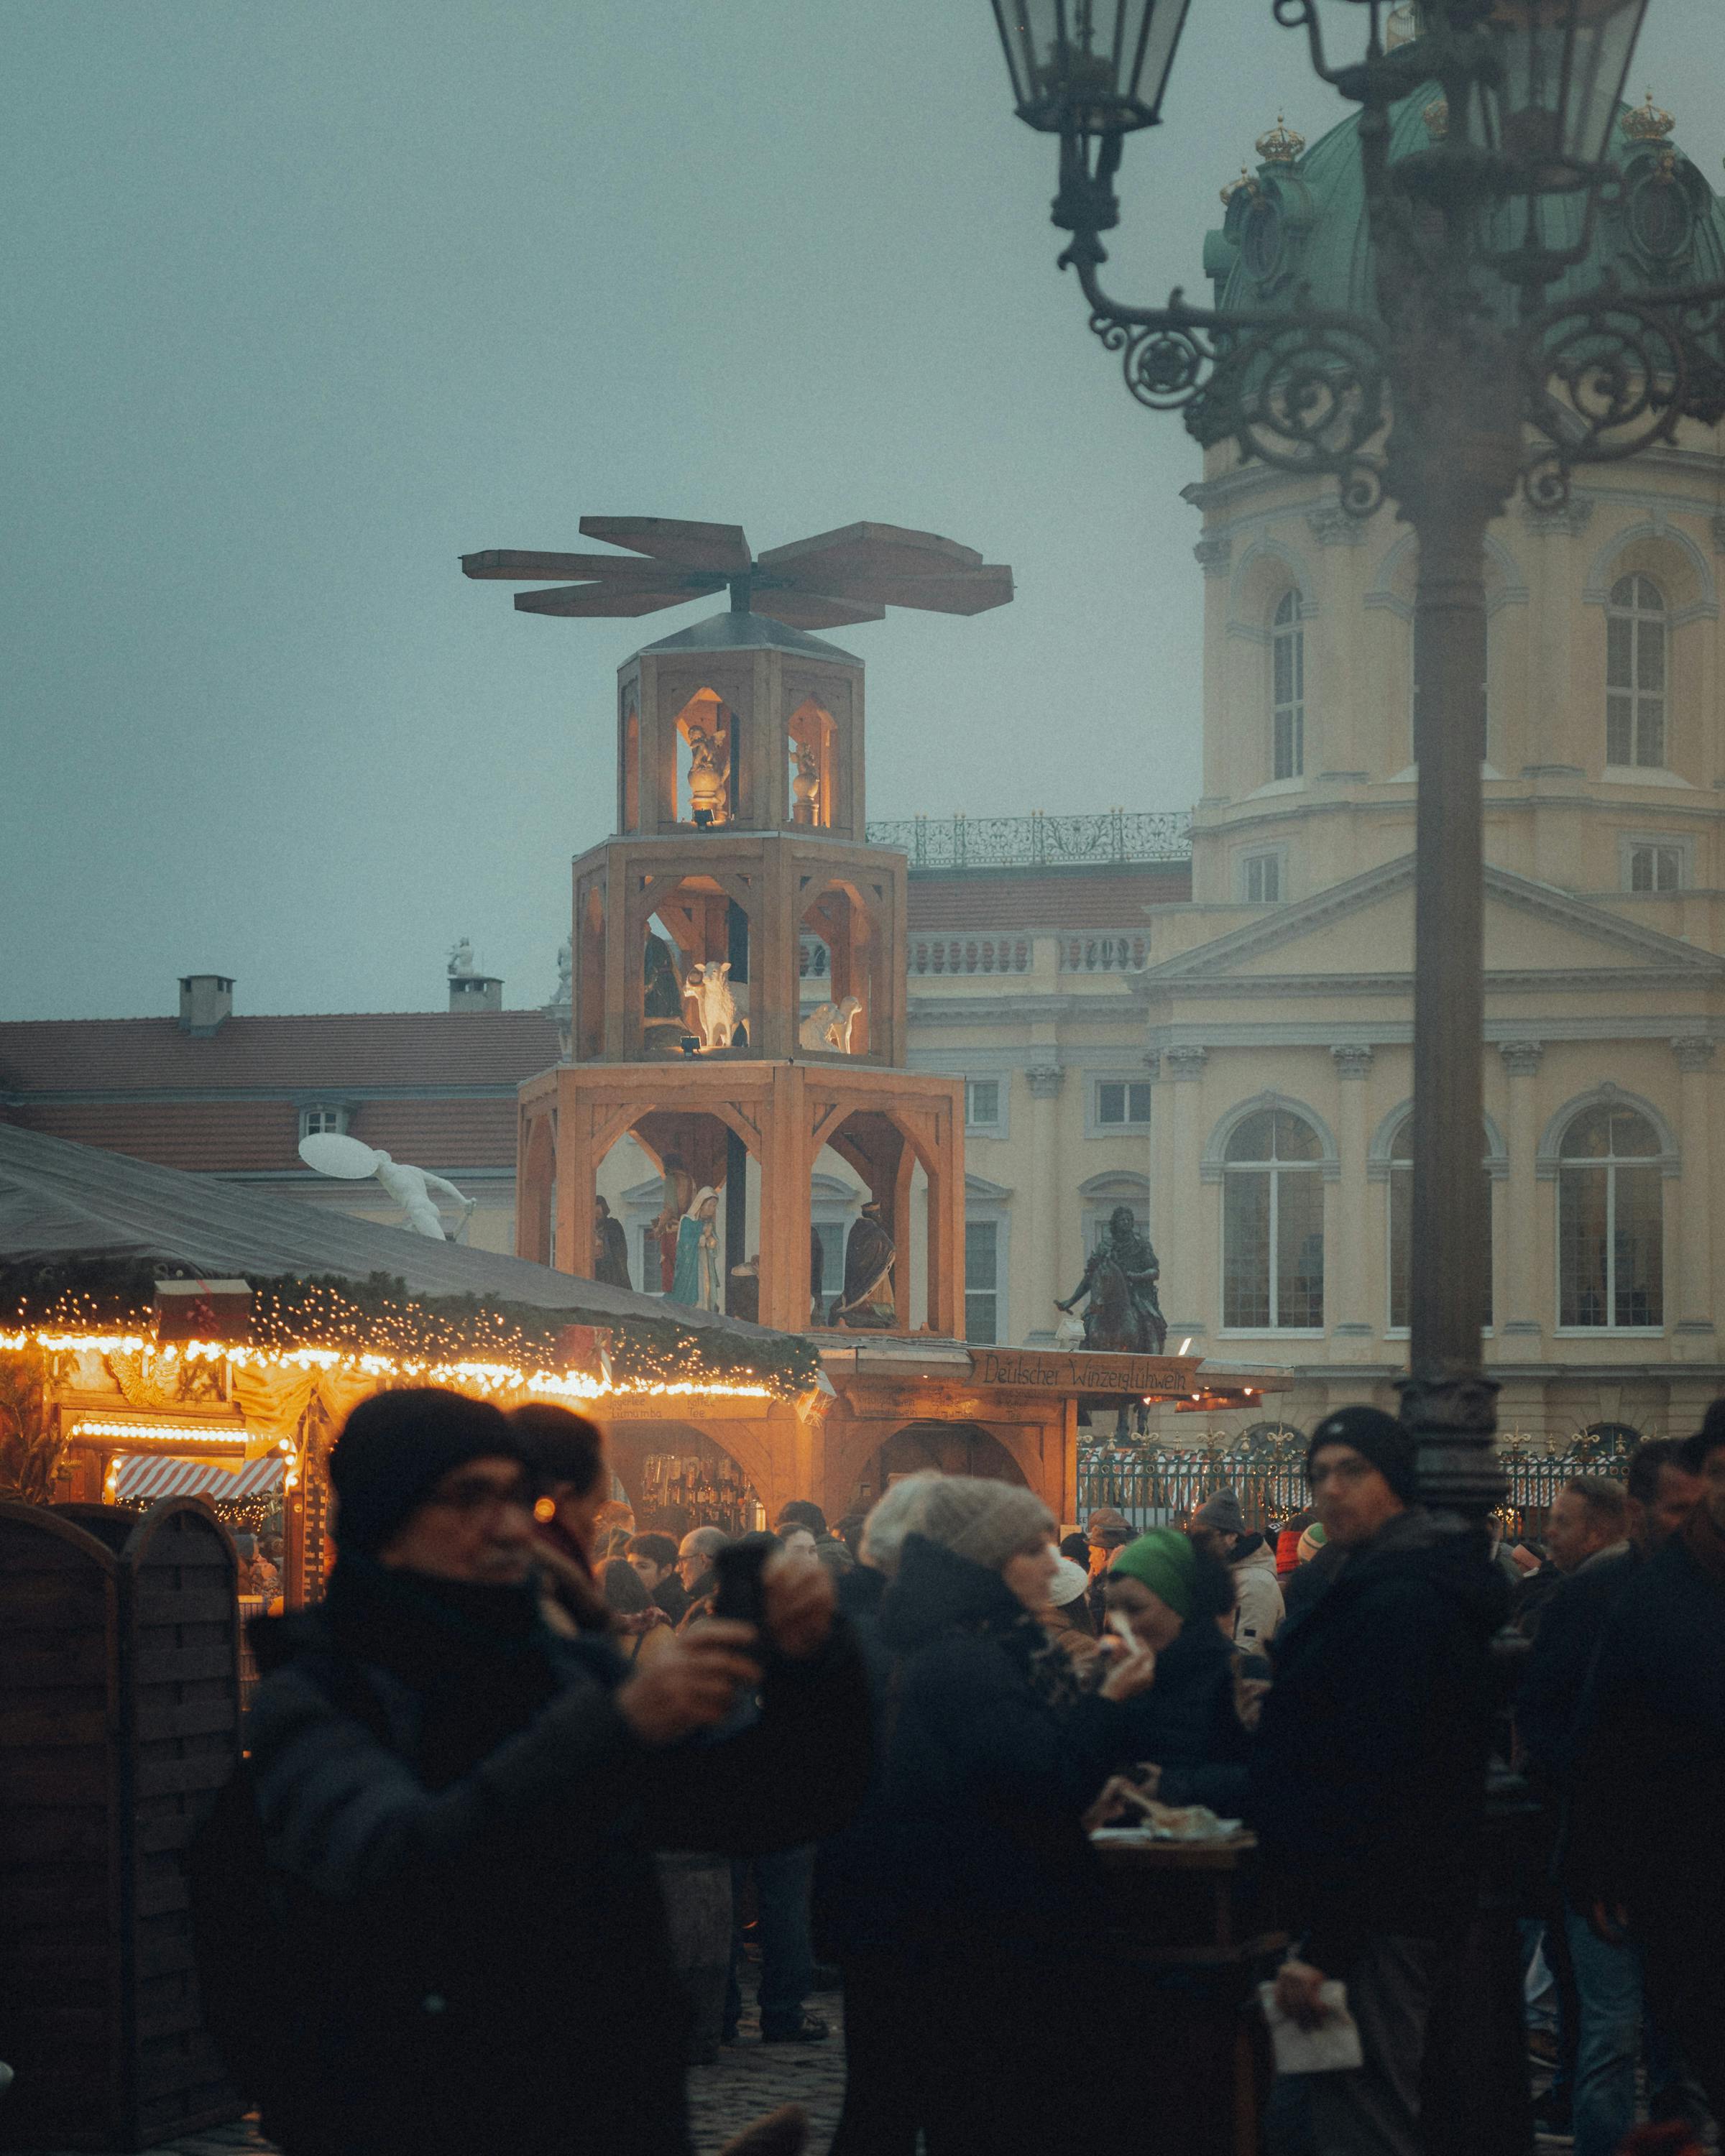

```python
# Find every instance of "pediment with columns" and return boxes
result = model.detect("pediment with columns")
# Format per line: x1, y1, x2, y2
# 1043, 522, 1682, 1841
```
1141, 854, 1725, 1002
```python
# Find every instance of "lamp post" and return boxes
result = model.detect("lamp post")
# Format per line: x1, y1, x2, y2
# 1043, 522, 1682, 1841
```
990, 0, 1725, 1517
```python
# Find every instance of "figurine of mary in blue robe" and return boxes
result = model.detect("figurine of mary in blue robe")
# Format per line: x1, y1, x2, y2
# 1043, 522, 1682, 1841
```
669, 1186, 721, 1309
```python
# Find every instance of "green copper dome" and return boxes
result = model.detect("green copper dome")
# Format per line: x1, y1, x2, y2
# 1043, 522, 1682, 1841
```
1203, 83, 1725, 324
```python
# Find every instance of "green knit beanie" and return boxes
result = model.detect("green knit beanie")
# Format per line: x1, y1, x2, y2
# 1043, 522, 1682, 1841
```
1110, 1528, 1199, 1622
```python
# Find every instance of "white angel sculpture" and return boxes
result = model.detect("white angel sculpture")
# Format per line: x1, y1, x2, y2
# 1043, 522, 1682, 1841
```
298, 1133, 476, 1241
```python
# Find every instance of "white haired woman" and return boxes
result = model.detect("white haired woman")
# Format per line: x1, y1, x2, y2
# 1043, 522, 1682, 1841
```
826, 1476, 1156, 2155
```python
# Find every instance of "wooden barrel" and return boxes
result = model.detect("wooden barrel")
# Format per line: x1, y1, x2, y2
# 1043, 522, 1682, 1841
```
655, 1852, 733, 2064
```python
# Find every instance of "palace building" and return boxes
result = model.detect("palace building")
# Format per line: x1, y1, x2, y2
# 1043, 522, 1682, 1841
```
887, 87, 1725, 1448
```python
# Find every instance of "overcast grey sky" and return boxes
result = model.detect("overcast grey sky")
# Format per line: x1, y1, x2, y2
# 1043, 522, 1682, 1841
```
5, 2, 1719, 1021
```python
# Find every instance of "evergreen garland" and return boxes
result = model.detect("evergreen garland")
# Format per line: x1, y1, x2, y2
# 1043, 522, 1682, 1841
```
0, 1254, 817, 1397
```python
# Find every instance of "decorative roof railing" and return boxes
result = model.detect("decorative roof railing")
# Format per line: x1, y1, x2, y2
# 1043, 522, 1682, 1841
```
865, 809, 1192, 870
906, 931, 1151, 977
908, 935, 1033, 977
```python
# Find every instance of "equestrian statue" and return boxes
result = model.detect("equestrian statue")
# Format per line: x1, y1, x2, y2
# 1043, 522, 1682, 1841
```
1056, 1205, 1167, 1356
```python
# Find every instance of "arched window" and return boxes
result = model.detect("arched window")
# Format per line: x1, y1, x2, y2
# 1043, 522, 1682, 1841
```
1386, 1115, 1493, 1332
1558, 1105, 1663, 1329
1606, 574, 1666, 768
1223, 1108, 1323, 1330
1271, 591, 1305, 780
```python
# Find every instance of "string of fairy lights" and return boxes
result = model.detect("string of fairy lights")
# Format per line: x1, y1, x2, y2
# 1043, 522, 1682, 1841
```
0, 1323, 786, 1406
1, 1271, 816, 1406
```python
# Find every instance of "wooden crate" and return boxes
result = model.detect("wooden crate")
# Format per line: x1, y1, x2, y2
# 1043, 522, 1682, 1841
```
0, 1498, 244, 2151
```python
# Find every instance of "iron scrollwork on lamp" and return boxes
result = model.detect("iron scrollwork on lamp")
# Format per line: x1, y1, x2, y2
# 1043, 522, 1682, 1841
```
988, 0, 1725, 1511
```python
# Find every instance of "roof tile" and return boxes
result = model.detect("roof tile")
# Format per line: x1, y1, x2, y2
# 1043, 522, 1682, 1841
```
0, 1011, 561, 1094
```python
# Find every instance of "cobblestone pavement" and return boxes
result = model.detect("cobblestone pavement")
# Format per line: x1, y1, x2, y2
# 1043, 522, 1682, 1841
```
14, 1983, 846, 2156
688, 1981, 846, 2152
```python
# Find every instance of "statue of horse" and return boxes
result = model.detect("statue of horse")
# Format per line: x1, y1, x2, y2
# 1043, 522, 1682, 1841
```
1078, 1251, 1167, 1357
1073, 1250, 1168, 1438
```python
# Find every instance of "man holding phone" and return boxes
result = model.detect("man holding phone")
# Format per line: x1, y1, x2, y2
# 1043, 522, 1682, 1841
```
231, 1389, 870, 2156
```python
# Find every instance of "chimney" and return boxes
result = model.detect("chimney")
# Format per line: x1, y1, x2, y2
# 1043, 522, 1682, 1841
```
448, 972, 504, 1014
178, 975, 234, 1035
446, 937, 503, 1015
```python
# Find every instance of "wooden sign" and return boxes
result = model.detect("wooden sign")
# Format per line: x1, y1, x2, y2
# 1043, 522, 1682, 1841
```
967, 1348, 1202, 1398
154, 1278, 252, 1343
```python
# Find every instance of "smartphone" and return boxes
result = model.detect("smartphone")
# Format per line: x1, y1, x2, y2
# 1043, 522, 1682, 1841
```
711, 1537, 773, 1631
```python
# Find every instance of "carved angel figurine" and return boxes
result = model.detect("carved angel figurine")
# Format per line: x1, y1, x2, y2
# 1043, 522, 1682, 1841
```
684, 959, 738, 1050
685, 724, 730, 823
791, 740, 820, 824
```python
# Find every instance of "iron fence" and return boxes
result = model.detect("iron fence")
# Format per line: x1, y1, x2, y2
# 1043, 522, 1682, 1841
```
1076, 1424, 1644, 1534
867, 808, 1192, 870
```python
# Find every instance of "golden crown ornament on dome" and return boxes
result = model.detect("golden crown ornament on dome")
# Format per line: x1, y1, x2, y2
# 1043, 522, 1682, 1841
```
1620, 90, 1674, 145
1220, 166, 1259, 208
1384, 2, 1421, 50
1255, 114, 1305, 167
1423, 98, 1449, 142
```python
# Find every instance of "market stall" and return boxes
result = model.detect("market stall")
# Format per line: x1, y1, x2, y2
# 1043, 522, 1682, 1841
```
0, 1124, 820, 1603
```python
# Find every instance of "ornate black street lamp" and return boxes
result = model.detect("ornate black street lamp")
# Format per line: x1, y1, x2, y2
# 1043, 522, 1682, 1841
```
990, 0, 1725, 1516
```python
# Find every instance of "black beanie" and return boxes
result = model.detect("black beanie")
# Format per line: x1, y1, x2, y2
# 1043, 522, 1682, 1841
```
1306, 1406, 1421, 1506
329, 1388, 524, 1558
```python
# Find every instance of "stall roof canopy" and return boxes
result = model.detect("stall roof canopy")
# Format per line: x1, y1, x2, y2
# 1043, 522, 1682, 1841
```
0, 1122, 801, 1372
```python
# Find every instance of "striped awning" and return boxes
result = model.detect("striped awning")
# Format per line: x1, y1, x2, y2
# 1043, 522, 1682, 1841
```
114, 1452, 285, 1502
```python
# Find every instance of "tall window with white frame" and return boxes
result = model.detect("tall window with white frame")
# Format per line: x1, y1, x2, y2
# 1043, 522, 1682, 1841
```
1386, 1115, 1493, 1331
1222, 1108, 1324, 1330
1558, 1105, 1664, 1329
965, 1220, 1000, 1344
1271, 591, 1305, 780
1606, 574, 1667, 768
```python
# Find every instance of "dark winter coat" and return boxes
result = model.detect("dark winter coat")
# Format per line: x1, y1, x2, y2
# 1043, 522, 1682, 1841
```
1247, 1508, 1508, 1975
1115, 1616, 1254, 1814
819, 1534, 1136, 1963
1512, 1541, 1637, 1803
243, 1555, 870, 2156
1279, 1535, 1345, 1633
650, 1571, 691, 1625
1565, 1498, 1725, 1925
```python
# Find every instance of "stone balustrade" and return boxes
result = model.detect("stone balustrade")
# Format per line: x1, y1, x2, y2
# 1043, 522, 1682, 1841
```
905, 931, 1149, 977
1059, 933, 1149, 973
906, 934, 1034, 976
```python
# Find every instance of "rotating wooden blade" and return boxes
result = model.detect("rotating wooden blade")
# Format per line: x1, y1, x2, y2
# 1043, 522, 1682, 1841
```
755, 522, 984, 587
463, 549, 723, 588
787, 566, 1015, 616
579, 516, 753, 575
750, 589, 889, 631
513, 584, 706, 618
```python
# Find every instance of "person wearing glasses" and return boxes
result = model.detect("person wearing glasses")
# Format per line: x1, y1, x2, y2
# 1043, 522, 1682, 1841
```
239, 1387, 869, 2156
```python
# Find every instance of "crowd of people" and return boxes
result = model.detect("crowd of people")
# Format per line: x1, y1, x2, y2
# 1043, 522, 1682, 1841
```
196, 1388, 1725, 2156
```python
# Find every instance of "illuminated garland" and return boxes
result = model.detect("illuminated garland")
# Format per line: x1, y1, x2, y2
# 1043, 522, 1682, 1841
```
0, 1256, 819, 1402
0, 1325, 791, 1413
